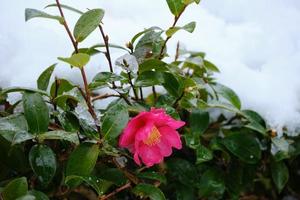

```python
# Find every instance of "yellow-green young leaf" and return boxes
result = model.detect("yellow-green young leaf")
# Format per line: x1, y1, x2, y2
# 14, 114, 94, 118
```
166, 21, 196, 37
2, 177, 28, 200
133, 184, 166, 200
74, 9, 105, 42
23, 92, 50, 134
37, 64, 56, 91
166, 0, 186, 17
66, 143, 99, 187
58, 53, 90, 69
29, 145, 57, 186
25, 8, 63, 23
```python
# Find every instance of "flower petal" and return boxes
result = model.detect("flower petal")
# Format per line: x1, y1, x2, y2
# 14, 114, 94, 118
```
139, 144, 163, 167
150, 108, 185, 129
134, 152, 141, 166
159, 126, 182, 149
156, 137, 172, 157
119, 112, 149, 147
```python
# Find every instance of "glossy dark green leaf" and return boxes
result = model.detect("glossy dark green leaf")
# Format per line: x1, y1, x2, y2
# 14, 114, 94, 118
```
196, 144, 213, 164
23, 92, 49, 134
167, 158, 198, 186
25, 8, 63, 23
50, 79, 74, 98
137, 171, 167, 184
29, 144, 56, 185
2, 177, 28, 200
139, 59, 168, 73
0, 114, 28, 142
102, 104, 129, 139
37, 130, 79, 144
89, 72, 122, 90
65, 175, 112, 196
162, 73, 183, 97
242, 110, 266, 136
135, 71, 164, 87
73, 9, 104, 42
166, 0, 186, 17
198, 169, 225, 198
166, 21, 196, 37
223, 133, 261, 164
12, 131, 34, 145
37, 64, 56, 91
204, 60, 220, 72
66, 143, 99, 187
189, 108, 209, 135
214, 83, 241, 109
98, 167, 127, 186
58, 53, 90, 69
131, 26, 162, 45
271, 160, 289, 192
133, 183, 166, 200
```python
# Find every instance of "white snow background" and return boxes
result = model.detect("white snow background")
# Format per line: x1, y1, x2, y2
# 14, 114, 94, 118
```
1, 0, 300, 135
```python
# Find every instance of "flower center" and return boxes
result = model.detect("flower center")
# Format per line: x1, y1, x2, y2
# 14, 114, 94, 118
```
144, 126, 161, 146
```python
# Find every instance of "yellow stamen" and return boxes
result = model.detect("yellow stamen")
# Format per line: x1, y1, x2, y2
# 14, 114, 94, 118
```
144, 126, 161, 146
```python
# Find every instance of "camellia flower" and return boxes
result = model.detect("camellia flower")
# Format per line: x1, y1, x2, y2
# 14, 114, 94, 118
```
119, 108, 185, 167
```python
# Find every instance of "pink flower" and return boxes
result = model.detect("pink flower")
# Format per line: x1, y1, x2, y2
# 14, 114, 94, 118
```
119, 108, 185, 167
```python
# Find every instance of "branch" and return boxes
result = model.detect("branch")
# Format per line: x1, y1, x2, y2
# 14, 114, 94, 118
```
99, 182, 131, 200
127, 71, 138, 100
159, 6, 187, 59
55, 0, 101, 135
92, 93, 120, 102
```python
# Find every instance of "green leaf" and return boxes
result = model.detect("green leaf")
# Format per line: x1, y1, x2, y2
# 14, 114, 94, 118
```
37, 64, 56, 91
1, 87, 49, 97
214, 83, 241, 109
25, 8, 63, 23
12, 131, 34, 145
23, 92, 49, 134
0, 114, 28, 142
2, 177, 28, 200
102, 104, 129, 139
17, 190, 49, 200
137, 171, 167, 184
135, 71, 164, 87
242, 110, 267, 136
166, 0, 186, 17
65, 176, 112, 196
223, 133, 261, 164
50, 78, 74, 98
167, 158, 198, 186
73, 9, 104, 42
89, 72, 122, 90
133, 183, 166, 200
58, 53, 90, 69
139, 59, 169, 73
37, 130, 79, 144
91, 43, 129, 52
196, 144, 213, 164
131, 26, 162, 45
166, 21, 196, 37
29, 144, 56, 185
204, 60, 220, 72
45, 4, 83, 14
66, 143, 99, 187
162, 73, 183, 98
189, 108, 209, 135
271, 160, 289, 192
198, 169, 225, 198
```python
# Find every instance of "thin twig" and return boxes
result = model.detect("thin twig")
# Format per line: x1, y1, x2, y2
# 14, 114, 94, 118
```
175, 41, 180, 61
127, 71, 138, 100
99, 182, 131, 200
98, 25, 116, 88
92, 93, 120, 102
